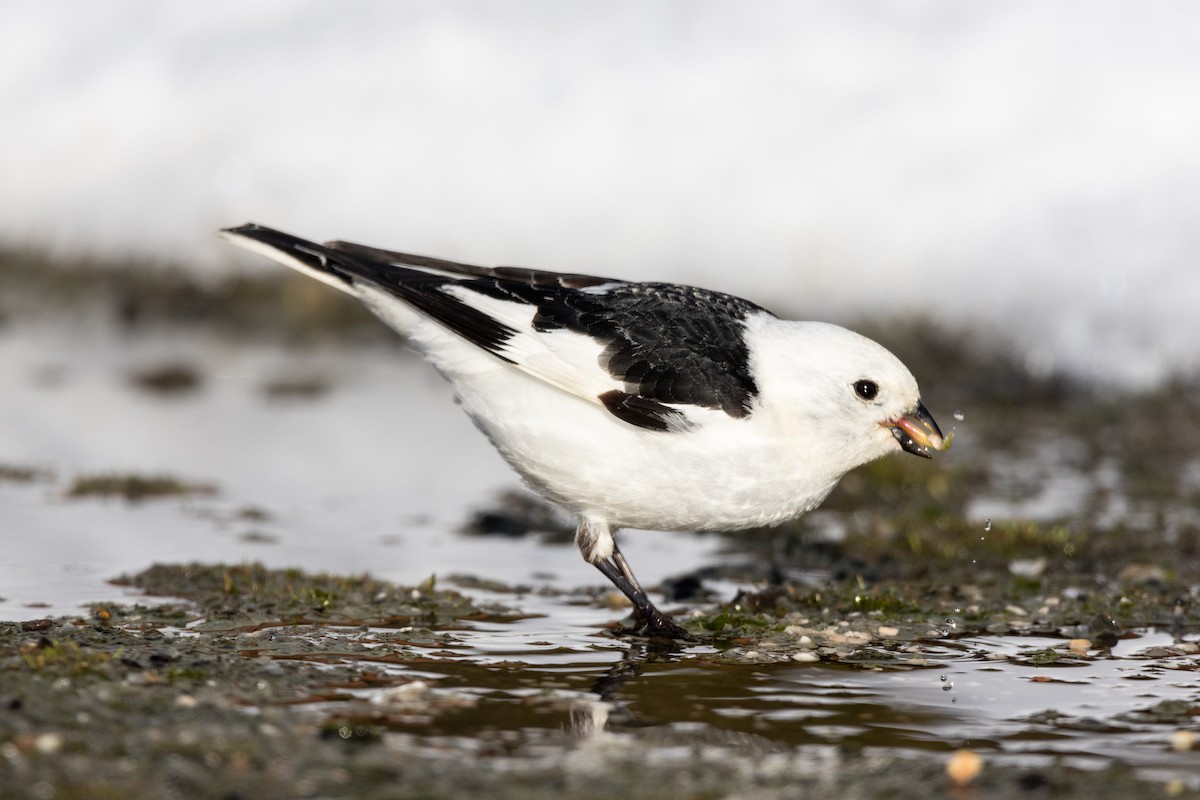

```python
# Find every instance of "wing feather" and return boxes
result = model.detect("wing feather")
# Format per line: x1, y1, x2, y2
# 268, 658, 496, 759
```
224, 223, 767, 432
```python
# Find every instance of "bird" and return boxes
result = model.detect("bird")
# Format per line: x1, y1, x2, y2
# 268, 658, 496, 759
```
220, 223, 946, 640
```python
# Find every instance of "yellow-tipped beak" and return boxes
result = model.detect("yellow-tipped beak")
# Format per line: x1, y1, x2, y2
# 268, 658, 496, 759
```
888, 401, 947, 459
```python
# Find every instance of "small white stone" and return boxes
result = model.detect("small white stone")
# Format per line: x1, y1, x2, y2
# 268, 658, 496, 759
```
792, 651, 819, 663
946, 749, 983, 786
877, 626, 900, 637
371, 680, 430, 705
34, 733, 63, 755
1171, 730, 1196, 752
1009, 558, 1046, 578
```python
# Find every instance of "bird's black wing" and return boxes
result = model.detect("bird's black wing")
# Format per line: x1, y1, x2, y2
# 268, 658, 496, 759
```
478, 280, 767, 428
225, 224, 768, 432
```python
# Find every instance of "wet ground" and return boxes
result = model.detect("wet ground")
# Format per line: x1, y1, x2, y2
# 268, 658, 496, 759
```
2, 248, 1200, 798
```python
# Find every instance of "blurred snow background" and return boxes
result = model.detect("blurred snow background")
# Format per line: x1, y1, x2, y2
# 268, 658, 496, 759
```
3, 1, 1199, 385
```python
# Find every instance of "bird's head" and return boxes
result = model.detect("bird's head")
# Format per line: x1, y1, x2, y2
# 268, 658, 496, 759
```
749, 319, 947, 472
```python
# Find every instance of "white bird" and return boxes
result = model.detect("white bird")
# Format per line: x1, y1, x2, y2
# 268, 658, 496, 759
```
220, 224, 946, 639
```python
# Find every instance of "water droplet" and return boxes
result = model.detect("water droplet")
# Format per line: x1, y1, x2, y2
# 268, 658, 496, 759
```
984, 518, 992, 533
940, 674, 948, 682
953, 410, 965, 421
942, 682, 955, 692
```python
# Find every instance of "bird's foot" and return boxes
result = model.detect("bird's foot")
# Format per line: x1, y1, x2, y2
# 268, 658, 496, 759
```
628, 608, 697, 642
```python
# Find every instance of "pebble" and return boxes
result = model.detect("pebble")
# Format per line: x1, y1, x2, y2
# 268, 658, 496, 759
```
1068, 639, 1091, 654
877, 625, 899, 637
945, 748, 982, 786
19, 618, 54, 632
34, 733, 63, 755
1117, 563, 1166, 584
599, 591, 631, 610
791, 651, 819, 663
371, 680, 430, 705
1171, 730, 1196, 752
1009, 558, 1046, 578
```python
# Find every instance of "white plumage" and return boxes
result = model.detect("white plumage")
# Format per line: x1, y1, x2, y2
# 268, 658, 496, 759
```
221, 223, 946, 639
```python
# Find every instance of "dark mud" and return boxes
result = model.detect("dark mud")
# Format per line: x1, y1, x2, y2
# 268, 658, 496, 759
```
4, 564, 1198, 800
0, 245, 386, 341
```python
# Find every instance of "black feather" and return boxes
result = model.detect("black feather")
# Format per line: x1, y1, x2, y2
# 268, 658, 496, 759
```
229, 225, 767, 428
599, 390, 692, 432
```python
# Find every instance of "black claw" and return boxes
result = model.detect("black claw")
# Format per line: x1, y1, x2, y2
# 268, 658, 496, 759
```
634, 612, 696, 642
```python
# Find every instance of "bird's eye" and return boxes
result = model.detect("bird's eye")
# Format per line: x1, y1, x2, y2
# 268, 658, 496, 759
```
853, 379, 879, 401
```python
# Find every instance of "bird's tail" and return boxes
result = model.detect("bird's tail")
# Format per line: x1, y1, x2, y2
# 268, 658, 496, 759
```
223, 222, 617, 291
219, 223, 359, 296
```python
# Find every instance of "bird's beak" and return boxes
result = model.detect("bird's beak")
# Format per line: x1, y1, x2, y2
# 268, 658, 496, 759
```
887, 401, 946, 459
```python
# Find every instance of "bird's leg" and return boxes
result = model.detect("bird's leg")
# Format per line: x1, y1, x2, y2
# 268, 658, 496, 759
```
610, 544, 645, 595
576, 519, 694, 641
592, 558, 694, 641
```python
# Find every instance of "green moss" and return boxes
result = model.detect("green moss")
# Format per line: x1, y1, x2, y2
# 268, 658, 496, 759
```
129, 362, 203, 394
261, 375, 332, 399
690, 610, 776, 636
66, 473, 217, 502
19, 639, 112, 675
0, 464, 42, 482
849, 590, 924, 615
112, 562, 518, 630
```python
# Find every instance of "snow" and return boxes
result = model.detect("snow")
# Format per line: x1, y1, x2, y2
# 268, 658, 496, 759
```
4, 1, 1200, 385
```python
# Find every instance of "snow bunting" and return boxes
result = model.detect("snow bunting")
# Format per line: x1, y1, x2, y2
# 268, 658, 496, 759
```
221, 224, 946, 639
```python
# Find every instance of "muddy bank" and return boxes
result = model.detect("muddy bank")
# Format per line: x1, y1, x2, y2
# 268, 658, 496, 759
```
3, 563, 1198, 800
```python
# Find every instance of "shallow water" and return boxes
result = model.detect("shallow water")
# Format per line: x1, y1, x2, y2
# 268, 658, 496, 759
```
0, 321, 723, 617
338, 614, 1200, 782
3, 318, 1199, 791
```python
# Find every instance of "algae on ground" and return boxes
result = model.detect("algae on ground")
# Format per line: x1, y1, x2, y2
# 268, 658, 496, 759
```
65, 473, 217, 502
112, 562, 523, 631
